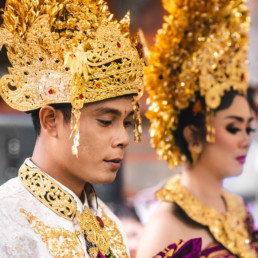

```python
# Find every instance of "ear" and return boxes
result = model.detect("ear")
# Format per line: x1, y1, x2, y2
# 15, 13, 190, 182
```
39, 106, 60, 137
183, 125, 199, 145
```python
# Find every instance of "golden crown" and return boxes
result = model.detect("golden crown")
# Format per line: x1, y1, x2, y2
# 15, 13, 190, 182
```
0, 0, 144, 155
145, 0, 250, 168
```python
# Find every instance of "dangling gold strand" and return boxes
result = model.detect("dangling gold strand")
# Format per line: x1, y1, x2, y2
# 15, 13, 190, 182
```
206, 109, 215, 143
70, 108, 81, 157
132, 98, 142, 143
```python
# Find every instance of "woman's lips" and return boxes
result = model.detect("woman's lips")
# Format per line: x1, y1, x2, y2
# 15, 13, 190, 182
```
236, 156, 246, 165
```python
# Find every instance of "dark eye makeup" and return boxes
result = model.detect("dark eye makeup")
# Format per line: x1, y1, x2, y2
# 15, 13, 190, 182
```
226, 124, 256, 135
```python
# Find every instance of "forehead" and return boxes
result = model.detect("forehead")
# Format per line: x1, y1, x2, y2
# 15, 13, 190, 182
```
215, 95, 251, 120
84, 96, 133, 113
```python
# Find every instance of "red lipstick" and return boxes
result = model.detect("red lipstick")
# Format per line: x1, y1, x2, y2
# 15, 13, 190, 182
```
236, 156, 246, 165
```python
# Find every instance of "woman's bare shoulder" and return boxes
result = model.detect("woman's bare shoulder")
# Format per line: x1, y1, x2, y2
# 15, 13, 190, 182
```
136, 201, 214, 258
136, 202, 188, 258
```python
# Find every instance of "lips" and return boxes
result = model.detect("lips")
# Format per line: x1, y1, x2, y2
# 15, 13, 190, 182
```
236, 155, 246, 165
104, 158, 122, 170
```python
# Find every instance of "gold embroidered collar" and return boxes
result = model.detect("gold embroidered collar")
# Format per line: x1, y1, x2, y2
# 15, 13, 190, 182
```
19, 160, 95, 221
19, 160, 129, 257
156, 174, 256, 258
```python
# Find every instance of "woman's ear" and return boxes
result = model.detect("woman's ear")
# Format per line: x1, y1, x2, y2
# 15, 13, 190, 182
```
183, 125, 198, 144
39, 106, 59, 137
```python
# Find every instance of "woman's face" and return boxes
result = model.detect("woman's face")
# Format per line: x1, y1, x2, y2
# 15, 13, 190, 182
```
198, 95, 253, 179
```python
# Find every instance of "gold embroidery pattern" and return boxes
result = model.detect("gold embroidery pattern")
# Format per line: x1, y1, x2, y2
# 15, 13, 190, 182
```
76, 207, 110, 256
156, 174, 256, 258
102, 208, 129, 258
20, 209, 85, 258
19, 162, 77, 220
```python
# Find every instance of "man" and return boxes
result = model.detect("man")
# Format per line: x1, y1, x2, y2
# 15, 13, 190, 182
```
0, 0, 144, 257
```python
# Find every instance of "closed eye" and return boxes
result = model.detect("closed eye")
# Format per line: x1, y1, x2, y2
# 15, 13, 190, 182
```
97, 119, 112, 126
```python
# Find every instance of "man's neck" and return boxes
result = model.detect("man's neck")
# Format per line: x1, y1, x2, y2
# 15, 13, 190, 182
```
31, 140, 85, 198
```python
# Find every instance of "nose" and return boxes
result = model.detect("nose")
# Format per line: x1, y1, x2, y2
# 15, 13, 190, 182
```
239, 131, 251, 149
111, 126, 130, 149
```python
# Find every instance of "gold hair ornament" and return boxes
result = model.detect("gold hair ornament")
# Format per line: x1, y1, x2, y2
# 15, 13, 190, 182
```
145, 0, 250, 168
0, 0, 144, 155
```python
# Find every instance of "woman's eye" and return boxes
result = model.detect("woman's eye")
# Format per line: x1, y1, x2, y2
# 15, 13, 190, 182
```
124, 120, 133, 127
226, 125, 240, 134
246, 127, 256, 135
97, 120, 112, 126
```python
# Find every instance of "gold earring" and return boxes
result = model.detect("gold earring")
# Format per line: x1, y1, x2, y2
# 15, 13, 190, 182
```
188, 141, 203, 165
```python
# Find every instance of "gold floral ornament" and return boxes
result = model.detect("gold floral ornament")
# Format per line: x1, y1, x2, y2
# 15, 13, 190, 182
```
0, 0, 144, 156
145, 0, 250, 168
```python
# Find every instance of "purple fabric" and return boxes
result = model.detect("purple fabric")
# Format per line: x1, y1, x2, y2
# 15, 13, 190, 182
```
157, 238, 202, 257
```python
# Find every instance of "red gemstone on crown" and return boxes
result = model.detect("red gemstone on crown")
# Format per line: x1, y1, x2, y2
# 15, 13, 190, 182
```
79, 94, 84, 100
96, 84, 101, 88
138, 88, 141, 92
241, 73, 245, 82
117, 42, 121, 48
96, 216, 104, 228
48, 89, 54, 94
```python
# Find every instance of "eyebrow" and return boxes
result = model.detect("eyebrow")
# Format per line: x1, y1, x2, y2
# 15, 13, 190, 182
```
225, 116, 253, 123
93, 107, 134, 117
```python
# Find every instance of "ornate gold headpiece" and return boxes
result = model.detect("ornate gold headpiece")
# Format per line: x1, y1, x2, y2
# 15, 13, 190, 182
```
0, 0, 144, 155
145, 0, 250, 168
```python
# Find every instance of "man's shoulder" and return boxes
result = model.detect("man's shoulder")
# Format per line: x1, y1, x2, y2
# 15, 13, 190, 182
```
0, 177, 30, 215
0, 177, 25, 200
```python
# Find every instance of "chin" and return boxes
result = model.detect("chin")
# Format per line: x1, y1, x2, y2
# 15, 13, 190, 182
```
90, 171, 118, 184
224, 167, 243, 178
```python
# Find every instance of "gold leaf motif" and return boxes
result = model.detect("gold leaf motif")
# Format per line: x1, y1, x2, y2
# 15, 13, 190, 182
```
20, 209, 85, 258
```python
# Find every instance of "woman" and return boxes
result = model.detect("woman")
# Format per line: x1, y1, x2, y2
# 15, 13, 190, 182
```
137, 0, 258, 257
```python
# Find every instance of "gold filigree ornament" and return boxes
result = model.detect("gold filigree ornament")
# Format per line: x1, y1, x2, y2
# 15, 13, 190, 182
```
20, 209, 85, 258
19, 162, 77, 220
0, 0, 144, 156
102, 210, 129, 257
145, 0, 250, 168
76, 207, 110, 257
156, 174, 257, 257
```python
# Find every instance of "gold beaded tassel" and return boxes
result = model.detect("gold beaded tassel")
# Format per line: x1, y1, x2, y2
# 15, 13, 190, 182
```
70, 108, 81, 157
206, 109, 215, 143
132, 97, 142, 143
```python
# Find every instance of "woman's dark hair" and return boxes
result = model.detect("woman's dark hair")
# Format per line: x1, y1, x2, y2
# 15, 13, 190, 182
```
26, 103, 72, 137
172, 90, 244, 163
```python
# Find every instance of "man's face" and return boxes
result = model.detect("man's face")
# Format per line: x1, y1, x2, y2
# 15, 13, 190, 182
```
56, 96, 134, 185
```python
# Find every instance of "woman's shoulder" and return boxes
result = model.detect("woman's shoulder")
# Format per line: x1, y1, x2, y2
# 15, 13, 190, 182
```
136, 201, 213, 258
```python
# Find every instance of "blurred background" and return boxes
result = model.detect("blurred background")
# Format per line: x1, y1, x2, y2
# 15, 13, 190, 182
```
1, 1, 258, 256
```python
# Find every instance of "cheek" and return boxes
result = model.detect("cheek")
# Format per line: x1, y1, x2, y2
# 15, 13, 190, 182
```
215, 128, 237, 152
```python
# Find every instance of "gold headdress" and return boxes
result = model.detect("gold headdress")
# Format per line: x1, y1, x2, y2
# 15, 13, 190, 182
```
0, 0, 144, 155
145, 0, 250, 168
